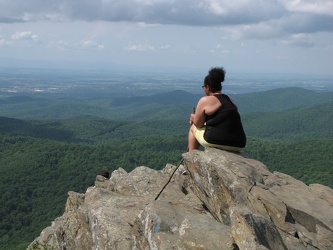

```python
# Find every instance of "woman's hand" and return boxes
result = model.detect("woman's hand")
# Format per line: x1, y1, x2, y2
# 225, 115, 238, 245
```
189, 113, 195, 124
190, 114, 195, 125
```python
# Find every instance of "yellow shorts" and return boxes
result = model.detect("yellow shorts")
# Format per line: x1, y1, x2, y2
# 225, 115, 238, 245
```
193, 126, 243, 152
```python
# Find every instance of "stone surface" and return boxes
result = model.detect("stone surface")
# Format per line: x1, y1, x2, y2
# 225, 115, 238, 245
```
183, 148, 333, 250
28, 148, 333, 250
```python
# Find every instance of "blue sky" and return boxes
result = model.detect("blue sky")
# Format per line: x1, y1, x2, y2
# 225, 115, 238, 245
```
0, 0, 333, 75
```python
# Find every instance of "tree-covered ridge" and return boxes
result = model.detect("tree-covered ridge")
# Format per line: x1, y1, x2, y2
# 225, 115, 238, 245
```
1, 87, 333, 120
1, 99, 332, 144
242, 101, 333, 140
111, 90, 201, 107
235, 87, 333, 113
244, 137, 333, 186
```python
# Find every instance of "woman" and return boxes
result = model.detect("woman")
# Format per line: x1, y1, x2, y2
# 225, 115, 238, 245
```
188, 67, 246, 151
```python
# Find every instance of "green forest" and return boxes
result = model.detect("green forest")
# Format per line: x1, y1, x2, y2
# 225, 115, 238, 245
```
0, 87, 332, 249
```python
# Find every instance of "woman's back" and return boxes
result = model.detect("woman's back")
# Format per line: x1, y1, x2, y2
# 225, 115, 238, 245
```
204, 94, 246, 148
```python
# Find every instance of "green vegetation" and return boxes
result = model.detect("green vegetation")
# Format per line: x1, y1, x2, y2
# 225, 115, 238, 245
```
244, 137, 333, 186
0, 132, 187, 249
0, 87, 332, 249
242, 101, 333, 140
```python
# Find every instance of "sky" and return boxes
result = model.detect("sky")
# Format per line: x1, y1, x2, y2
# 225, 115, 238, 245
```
0, 0, 333, 75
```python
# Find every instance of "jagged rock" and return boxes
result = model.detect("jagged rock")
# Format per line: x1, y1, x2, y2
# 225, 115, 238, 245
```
28, 149, 333, 250
183, 148, 333, 250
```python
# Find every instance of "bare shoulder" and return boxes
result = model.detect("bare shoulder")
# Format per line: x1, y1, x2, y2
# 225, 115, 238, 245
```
198, 95, 217, 104
197, 95, 221, 115
197, 96, 212, 108
198, 96, 208, 104
202, 95, 222, 114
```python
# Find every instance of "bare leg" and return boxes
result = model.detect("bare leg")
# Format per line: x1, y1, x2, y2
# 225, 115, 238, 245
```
188, 124, 200, 151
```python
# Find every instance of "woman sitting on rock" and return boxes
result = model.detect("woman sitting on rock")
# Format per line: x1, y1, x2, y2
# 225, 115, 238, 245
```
188, 67, 246, 151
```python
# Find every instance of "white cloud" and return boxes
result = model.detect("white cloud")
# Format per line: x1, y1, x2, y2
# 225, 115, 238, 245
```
211, 43, 230, 54
82, 40, 104, 49
11, 31, 38, 41
0, 37, 9, 46
1, 0, 332, 36
279, 33, 314, 48
226, 22, 284, 40
203, 0, 228, 15
46, 40, 71, 51
159, 45, 171, 49
281, 0, 333, 16
136, 22, 160, 28
127, 43, 155, 51
46, 39, 104, 51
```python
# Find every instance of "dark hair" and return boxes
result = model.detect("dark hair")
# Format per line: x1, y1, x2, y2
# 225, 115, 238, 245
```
204, 67, 226, 92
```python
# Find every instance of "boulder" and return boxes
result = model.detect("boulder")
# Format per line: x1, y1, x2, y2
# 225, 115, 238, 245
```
183, 148, 333, 250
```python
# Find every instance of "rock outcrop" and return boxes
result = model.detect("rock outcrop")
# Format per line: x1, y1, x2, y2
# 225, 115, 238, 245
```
28, 148, 333, 250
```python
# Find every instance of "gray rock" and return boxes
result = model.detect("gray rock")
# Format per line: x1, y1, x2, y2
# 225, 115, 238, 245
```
28, 148, 333, 250
183, 148, 333, 250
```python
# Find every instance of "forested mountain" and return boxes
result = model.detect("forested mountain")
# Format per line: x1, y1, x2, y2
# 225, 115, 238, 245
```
234, 87, 333, 113
243, 101, 333, 140
1, 99, 332, 143
1, 87, 333, 120
111, 90, 201, 106
0, 87, 332, 249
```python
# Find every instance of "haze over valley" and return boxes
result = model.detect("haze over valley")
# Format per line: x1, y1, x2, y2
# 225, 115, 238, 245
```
1, 67, 332, 101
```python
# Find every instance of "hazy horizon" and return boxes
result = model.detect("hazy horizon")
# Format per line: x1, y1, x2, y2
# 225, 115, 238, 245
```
1, 65, 332, 100
1, 58, 333, 78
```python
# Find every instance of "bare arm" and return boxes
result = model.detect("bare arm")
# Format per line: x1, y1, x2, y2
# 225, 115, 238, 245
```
190, 97, 208, 128
190, 95, 222, 127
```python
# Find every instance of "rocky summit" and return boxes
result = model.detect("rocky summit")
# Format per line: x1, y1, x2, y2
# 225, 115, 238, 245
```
28, 148, 333, 250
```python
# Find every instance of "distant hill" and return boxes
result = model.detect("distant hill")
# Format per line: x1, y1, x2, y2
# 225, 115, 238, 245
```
0, 116, 81, 142
112, 90, 201, 106
1, 99, 333, 143
0, 95, 41, 104
234, 87, 333, 113
111, 87, 333, 113
242, 101, 333, 140
0, 87, 332, 120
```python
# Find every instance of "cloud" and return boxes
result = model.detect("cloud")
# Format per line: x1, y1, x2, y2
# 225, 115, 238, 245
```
226, 22, 284, 40
0, 37, 9, 46
1, 0, 333, 48
281, 0, 333, 16
279, 33, 314, 48
126, 43, 170, 52
11, 31, 38, 42
82, 40, 104, 50
46, 40, 71, 51
159, 44, 171, 50
127, 43, 155, 51
1, 0, 332, 31
46, 39, 105, 51
210, 44, 230, 54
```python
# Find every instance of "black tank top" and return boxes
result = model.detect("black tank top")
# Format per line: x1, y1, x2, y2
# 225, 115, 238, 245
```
204, 94, 246, 148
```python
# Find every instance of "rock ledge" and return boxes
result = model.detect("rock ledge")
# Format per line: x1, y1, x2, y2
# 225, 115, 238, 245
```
29, 148, 333, 250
